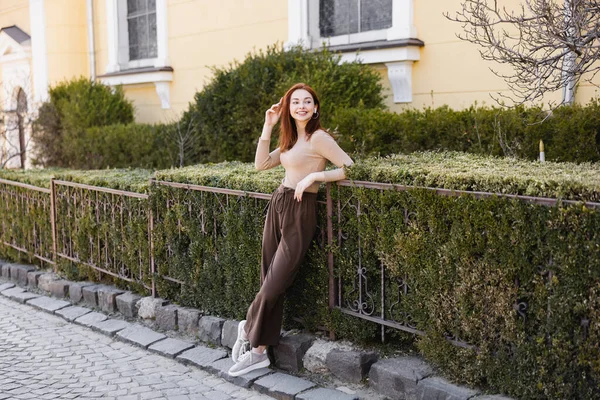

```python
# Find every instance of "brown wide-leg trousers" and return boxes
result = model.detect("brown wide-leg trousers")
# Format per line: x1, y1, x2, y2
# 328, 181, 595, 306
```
244, 185, 317, 347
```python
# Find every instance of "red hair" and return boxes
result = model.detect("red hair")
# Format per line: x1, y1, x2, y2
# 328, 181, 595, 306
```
279, 83, 323, 152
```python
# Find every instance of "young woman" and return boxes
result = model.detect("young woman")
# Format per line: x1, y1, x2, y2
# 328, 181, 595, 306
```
228, 83, 353, 377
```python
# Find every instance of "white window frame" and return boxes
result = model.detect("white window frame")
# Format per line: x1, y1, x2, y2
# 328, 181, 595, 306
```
288, 0, 420, 103
103, 0, 172, 109
106, 0, 169, 73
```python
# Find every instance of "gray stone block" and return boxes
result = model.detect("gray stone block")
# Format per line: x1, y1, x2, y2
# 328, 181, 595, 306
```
37, 273, 59, 292
326, 350, 378, 384
221, 320, 241, 350
369, 357, 433, 400
198, 315, 225, 346
27, 271, 46, 288
81, 285, 103, 308
178, 308, 201, 335
303, 339, 355, 374
116, 292, 142, 318
0, 258, 7, 266
116, 324, 166, 348
97, 286, 125, 313
1, 263, 11, 279
176, 346, 228, 370
49, 280, 71, 298
416, 377, 480, 400
68, 282, 95, 303
209, 357, 273, 388
273, 332, 315, 372
253, 372, 317, 400
89, 319, 131, 336
26, 296, 70, 312
155, 304, 178, 331
148, 338, 194, 358
8, 264, 35, 285
15, 264, 36, 286
0, 282, 15, 292
56, 306, 92, 322
297, 388, 359, 400
2, 287, 40, 303
136, 296, 168, 319
74, 312, 108, 327
472, 396, 515, 400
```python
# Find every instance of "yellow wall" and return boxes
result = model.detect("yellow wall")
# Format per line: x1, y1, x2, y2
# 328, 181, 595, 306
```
0, 0, 30, 33
45, 0, 89, 85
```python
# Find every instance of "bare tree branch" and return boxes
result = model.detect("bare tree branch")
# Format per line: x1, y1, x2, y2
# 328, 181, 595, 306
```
445, 0, 600, 107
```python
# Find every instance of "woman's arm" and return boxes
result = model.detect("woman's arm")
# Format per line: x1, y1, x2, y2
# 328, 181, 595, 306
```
255, 101, 283, 171
294, 131, 354, 201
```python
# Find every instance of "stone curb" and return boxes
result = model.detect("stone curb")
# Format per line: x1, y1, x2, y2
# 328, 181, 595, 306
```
0, 261, 515, 400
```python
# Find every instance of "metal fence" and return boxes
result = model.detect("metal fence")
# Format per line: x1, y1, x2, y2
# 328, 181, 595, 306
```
1, 176, 599, 345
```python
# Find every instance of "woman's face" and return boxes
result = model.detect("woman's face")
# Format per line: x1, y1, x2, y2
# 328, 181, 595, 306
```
289, 89, 316, 123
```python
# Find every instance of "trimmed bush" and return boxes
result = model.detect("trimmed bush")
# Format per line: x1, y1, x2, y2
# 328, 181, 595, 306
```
180, 43, 385, 164
331, 102, 600, 163
33, 77, 134, 167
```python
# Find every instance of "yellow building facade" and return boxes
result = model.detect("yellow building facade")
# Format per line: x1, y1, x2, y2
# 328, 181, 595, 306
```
1, 0, 599, 167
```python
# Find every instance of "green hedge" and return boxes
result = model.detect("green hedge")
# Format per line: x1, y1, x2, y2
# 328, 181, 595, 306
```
332, 102, 600, 163
1, 153, 599, 399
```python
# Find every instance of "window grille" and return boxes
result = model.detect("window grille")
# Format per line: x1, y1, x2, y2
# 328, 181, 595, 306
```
319, 0, 392, 37
127, 0, 157, 60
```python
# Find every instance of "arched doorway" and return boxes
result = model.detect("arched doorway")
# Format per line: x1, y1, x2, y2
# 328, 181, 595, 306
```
16, 88, 27, 168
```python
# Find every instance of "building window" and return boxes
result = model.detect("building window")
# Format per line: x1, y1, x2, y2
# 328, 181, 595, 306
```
319, 0, 392, 37
127, 0, 157, 61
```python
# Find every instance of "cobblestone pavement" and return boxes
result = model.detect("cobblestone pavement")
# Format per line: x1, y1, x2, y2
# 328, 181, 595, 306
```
0, 296, 271, 400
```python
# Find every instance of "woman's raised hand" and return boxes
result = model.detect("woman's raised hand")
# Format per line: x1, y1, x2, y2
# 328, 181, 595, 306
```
265, 99, 283, 127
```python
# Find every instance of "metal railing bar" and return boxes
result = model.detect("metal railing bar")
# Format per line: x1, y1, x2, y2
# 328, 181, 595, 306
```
337, 307, 425, 336
0, 178, 51, 194
160, 275, 186, 285
53, 180, 149, 199
152, 180, 273, 200
339, 180, 600, 208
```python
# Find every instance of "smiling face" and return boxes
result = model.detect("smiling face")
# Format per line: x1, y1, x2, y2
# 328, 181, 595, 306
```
289, 89, 317, 123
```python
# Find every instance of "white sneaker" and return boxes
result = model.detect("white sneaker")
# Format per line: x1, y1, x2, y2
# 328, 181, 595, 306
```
228, 349, 270, 377
231, 320, 249, 363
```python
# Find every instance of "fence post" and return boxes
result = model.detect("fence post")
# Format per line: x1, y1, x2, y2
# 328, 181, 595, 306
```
326, 183, 336, 339
49, 178, 58, 273
148, 179, 156, 298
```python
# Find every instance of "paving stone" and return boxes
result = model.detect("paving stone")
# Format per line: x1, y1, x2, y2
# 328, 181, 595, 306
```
136, 296, 169, 319
221, 320, 241, 349
116, 324, 166, 348
82, 285, 103, 308
297, 388, 359, 400
178, 307, 201, 335
97, 287, 125, 313
74, 312, 108, 327
0, 264, 11, 279
369, 357, 433, 400
69, 282, 95, 304
37, 272, 59, 292
326, 349, 378, 384
416, 377, 480, 400
472, 396, 515, 400
26, 296, 71, 312
155, 304, 179, 331
12, 264, 36, 286
199, 315, 225, 346
48, 280, 71, 298
209, 357, 273, 388
253, 372, 316, 400
116, 292, 142, 318
27, 271, 46, 288
89, 319, 131, 336
176, 346, 228, 370
56, 306, 92, 322
1, 287, 40, 303
0, 282, 15, 292
303, 339, 355, 374
148, 338, 194, 358
273, 332, 315, 372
